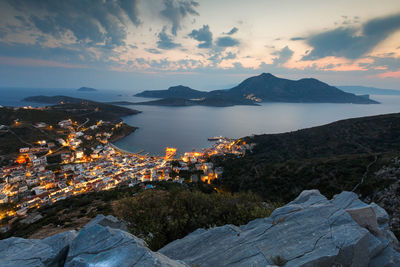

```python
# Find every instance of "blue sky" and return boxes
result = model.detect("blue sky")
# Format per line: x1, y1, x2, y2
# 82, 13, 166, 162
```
0, 0, 399, 91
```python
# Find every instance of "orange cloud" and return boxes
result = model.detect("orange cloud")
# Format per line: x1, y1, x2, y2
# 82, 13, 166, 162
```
378, 70, 400, 78
0, 56, 87, 69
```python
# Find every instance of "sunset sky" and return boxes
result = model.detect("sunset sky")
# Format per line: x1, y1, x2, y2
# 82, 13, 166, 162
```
0, 0, 399, 91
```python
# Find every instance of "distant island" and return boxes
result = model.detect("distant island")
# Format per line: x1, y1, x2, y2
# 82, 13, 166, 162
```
134, 73, 379, 106
77, 87, 97, 92
135, 85, 207, 99
123, 96, 257, 107
338, 85, 400, 96
23, 95, 140, 122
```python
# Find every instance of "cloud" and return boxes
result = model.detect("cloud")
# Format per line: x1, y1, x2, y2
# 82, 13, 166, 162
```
222, 52, 236, 60
5, 0, 142, 48
303, 12, 400, 60
0, 41, 109, 68
224, 27, 238, 35
118, 0, 141, 26
160, 0, 199, 35
157, 27, 181, 49
146, 48, 162, 54
271, 46, 294, 65
365, 56, 400, 71
290, 37, 305, 41
216, 36, 239, 47
188, 25, 212, 48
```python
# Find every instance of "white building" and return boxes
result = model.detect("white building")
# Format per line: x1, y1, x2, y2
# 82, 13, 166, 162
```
0, 194, 8, 203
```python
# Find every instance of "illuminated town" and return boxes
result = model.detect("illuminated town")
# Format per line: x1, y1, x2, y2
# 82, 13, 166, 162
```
0, 115, 253, 231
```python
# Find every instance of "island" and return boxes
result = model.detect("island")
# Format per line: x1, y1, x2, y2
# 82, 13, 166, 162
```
134, 73, 379, 106
135, 85, 207, 99
23, 95, 140, 122
77, 87, 97, 92
338, 85, 400, 96
111, 95, 257, 107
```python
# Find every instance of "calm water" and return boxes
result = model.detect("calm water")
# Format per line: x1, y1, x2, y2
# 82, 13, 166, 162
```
116, 95, 400, 156
1, 88, 400, 156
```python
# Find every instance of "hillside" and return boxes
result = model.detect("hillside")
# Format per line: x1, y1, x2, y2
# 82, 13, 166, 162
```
0, 99, 139, 156
135, 85, 207, 99
213, 112, 400, 235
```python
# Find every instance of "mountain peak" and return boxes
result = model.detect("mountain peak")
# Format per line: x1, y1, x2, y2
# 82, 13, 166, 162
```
259, 73, 276, 78
168, 85, 191, 91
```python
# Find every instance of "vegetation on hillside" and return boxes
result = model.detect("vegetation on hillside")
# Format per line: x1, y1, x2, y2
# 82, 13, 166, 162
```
114, 184, 276, 250
214, 113, 400, 202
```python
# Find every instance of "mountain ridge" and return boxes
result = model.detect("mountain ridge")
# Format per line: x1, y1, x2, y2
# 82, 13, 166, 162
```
135, 73, 378, 105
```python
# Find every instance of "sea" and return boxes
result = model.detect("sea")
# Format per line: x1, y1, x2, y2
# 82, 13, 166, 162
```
1, 87, 400, 156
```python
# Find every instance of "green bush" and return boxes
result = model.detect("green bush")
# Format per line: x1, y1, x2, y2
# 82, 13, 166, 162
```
114, 188, 277, 250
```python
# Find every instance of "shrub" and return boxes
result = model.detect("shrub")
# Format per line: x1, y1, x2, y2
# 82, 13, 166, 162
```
114, 188, 277, 250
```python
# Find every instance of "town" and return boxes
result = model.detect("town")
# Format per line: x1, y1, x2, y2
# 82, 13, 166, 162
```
0, 113, 253, 232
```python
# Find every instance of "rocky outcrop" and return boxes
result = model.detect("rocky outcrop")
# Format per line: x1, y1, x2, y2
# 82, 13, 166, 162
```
64, 223, 186, 266
0, 230, 77, 267
159, 190, 400, 266
0, 215, 187, 267
1, 190, 399, 267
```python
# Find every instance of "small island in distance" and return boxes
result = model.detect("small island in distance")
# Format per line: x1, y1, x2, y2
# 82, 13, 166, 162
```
77, 87, 97, 92
131, 73, 379, 107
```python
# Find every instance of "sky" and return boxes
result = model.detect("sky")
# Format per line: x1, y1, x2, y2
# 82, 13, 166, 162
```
0, 0, 399, 92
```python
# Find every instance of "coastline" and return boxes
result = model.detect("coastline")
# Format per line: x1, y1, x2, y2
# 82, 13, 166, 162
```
109, 123, 137, 143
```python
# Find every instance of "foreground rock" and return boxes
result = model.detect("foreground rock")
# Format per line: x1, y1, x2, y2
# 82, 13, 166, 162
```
0, 215, 187, 267
1, 190, 399, 266
0, 230, 77, 267
159, 190, 400, 266
65, 222, 186, 266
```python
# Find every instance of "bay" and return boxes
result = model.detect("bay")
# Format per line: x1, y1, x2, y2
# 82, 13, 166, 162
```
1, 88, 399, 157
115, 95, 400, 156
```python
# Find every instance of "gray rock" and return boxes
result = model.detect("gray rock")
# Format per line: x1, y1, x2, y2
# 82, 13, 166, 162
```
0, 230, 77, 267
369, 246, 400, 267
65, 223, 187, 267
0, 214, 185, 267
346, 206, 381, 235
85, 214, 128, 232
159, 190, 400, 267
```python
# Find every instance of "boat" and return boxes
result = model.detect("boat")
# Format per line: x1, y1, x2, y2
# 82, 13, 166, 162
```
208, 136, 225, 141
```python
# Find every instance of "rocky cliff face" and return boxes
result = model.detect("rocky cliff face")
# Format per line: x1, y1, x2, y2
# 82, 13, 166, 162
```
160, 190, 400, 266
1, 191, 400, 267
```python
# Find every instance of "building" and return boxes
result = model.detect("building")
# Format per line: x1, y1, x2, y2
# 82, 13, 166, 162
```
35, 122, 47, 128
19, 147, 29, 153
0, 193, 8, 203
58, 119, 72, 128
